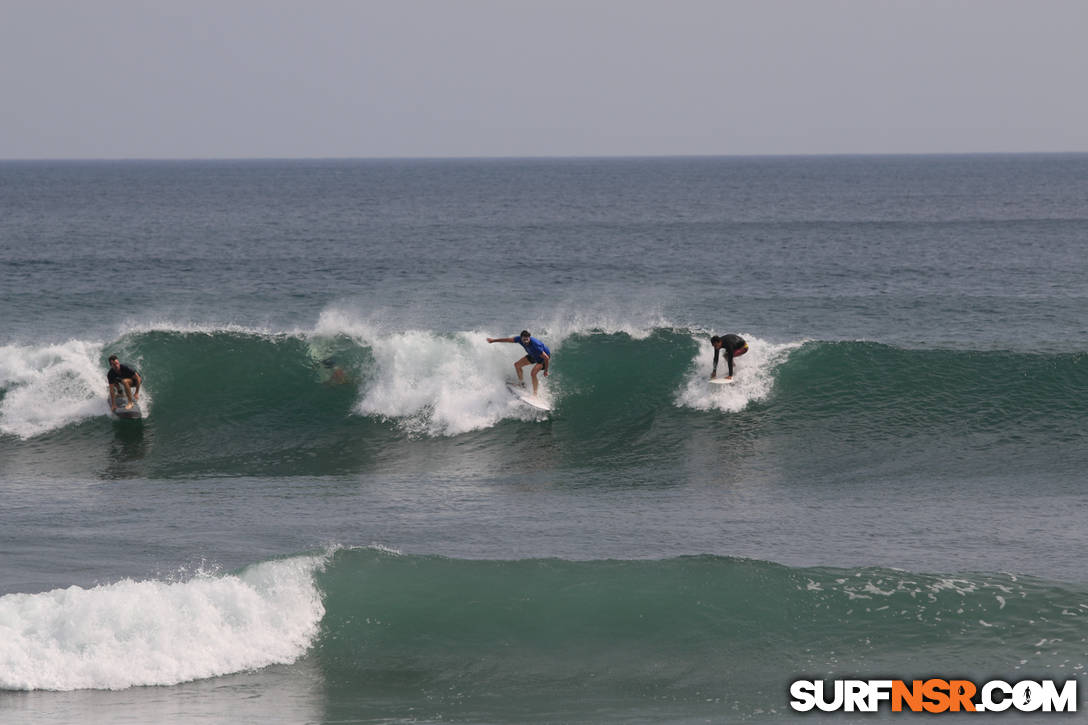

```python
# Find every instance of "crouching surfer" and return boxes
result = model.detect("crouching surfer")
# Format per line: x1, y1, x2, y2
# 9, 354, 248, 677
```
107, 355, 142, 411
710, 334, 748, 380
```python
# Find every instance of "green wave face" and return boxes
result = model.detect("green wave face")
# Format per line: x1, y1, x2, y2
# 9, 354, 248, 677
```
2, 329, 1085, 480
312, 549, 1088, 721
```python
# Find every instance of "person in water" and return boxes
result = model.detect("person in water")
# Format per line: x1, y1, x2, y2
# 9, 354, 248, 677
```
710, 334, 748, 380
320, 358, 350, 386
107, 355, 142, 411
487, 330, 551, 396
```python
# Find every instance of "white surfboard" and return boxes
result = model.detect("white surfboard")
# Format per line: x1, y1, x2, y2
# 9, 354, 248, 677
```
506, 382, 552, 412
708, 378, 735, 385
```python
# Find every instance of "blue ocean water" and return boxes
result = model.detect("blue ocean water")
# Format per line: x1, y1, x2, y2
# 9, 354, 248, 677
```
1, 155, 1087, 723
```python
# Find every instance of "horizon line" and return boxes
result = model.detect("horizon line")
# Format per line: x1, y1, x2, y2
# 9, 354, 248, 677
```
2, 150, 1087, 163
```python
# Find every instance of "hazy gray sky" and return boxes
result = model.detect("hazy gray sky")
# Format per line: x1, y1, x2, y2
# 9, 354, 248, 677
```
2, 0, 1086, 159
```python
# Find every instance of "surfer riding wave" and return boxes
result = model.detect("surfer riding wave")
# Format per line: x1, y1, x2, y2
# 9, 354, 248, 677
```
106, 355, 142, 411
710, 334, 747, 380
487, 330, 551, 397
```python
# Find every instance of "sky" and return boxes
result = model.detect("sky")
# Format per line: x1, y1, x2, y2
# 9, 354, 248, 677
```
1, 0, 1086, 159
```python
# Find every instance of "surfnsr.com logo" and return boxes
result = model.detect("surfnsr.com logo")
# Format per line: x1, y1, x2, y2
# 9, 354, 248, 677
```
790, 679, 1077, 713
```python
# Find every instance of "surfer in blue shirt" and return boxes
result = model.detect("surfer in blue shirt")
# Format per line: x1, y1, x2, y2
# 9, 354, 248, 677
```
487, 330, 551, 396
710, 334, 748, 380
106, 355, 142, 411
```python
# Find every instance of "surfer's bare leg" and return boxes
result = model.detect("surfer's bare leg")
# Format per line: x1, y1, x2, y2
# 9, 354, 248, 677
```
530, 363, 544, 396
513, 356, 530, 385
121, 379, 135, 407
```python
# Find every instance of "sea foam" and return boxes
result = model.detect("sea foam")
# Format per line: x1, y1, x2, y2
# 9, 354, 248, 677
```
354, 329, 548, 436
675, 334, 800, 413
313, 310, 550, 435
0, 340, 114, 439
0, 554, 326, 691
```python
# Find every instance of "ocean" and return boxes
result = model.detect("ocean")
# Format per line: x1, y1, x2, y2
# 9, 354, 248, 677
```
1, 155, 1086, 723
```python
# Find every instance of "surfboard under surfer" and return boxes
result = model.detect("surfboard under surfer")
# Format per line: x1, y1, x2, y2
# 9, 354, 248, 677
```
107, 355, 142, 411
710, 334, 748, 380
487, 330, 551, 396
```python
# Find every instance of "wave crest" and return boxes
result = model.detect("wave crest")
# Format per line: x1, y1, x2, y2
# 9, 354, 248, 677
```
0, 554, 327, 691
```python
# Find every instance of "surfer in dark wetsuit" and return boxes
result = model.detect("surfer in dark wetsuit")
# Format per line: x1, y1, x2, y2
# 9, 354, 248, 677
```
710, 334, 748, 380
106, 355, 142, 411
487, 330, 551, 397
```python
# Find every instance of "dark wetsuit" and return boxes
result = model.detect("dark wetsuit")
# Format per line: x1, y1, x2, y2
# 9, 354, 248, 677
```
712, 334, 748, 377
107, 364, 140, 386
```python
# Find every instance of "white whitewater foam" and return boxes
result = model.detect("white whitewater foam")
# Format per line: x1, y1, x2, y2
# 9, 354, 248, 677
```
357, 329, 547, 436
313, 302, 686, 349
539, 307, 672, 344
311, 306, 388, 341
314, 300, 676, 346
675, 335, 801, 413
313, 308, 552, 435
0, 554, 327, 691
114, 319, 287, 337
0, 340, 128, 439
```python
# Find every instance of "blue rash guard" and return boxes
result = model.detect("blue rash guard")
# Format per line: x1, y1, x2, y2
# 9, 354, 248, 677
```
518, 336, 551, 364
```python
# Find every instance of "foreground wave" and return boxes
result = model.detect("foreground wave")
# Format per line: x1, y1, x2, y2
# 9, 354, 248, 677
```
0, 553, 327, 691
4, 548, 1085, 700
